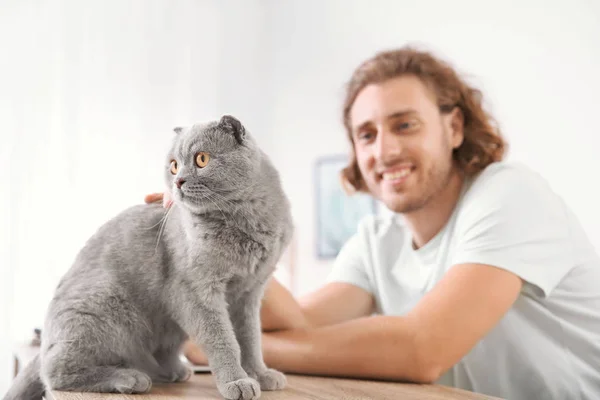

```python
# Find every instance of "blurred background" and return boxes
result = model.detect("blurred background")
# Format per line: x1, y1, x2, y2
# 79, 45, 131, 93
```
1, 0, 599, 394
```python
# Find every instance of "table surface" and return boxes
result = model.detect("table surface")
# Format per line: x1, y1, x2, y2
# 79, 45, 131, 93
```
48, 372, 502, 400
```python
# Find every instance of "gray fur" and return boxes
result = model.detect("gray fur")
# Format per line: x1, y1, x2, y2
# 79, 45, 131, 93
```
3, 355, 44, 399
3, 115, 293, 400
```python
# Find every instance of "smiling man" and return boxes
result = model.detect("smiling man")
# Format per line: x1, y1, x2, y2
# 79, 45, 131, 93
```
148, 47, 600, 400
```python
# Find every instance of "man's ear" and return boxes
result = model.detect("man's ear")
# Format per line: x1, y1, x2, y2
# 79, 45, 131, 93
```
448, 107, 464, 149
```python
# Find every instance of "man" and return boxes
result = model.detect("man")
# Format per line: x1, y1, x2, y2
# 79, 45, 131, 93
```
146, 47, 600, 399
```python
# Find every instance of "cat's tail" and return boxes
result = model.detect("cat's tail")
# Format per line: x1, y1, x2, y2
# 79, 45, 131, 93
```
3, 354, 44, 400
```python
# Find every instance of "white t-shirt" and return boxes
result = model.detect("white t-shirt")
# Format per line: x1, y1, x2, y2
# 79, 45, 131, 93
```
327, 161, 600, 400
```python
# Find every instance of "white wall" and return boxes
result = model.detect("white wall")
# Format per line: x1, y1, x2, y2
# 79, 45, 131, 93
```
265, 0, 600, 296
0, 106, 15, 400
0, 0, 272, 394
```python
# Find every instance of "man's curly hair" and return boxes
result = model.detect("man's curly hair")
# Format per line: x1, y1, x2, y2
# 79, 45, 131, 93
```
341, 46, 507, 193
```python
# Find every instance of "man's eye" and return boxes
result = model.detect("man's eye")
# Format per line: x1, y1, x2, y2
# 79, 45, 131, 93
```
395, 120, 418, 131
358, 132, 375, 141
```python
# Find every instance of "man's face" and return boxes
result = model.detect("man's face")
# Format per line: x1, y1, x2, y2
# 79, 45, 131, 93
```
349, 75, 464, 214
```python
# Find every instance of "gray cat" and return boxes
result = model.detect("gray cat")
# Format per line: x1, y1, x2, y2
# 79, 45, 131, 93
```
4, 115, 294, 400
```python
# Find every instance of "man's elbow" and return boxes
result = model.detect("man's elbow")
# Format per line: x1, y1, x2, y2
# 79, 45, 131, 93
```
387, 357, 442, 383
403, 337, 445, 384
384, 346, 444, 383
410, 323, 458, 383
411, 363, 443, 384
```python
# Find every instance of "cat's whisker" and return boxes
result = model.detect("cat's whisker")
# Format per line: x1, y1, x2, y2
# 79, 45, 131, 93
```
203, 193, 228, 222
206, 191, 255, 228
208, 181, 261, 195
212, 191, 257, 217
146, 208, 171, 230
154, 205, 174, 252
200, 191, 238, 219
215, 201, 254, 225
197, 180, 262, 200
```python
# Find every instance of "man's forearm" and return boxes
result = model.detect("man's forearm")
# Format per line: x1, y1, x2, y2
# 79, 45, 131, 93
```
261, 315, 439, 383
260, 278, 309, 331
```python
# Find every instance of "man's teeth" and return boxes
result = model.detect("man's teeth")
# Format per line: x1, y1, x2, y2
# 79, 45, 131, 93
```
383, 169, 411, 180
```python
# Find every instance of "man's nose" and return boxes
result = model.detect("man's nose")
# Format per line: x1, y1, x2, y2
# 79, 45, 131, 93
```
176, 178, 186, 189
375, 129, 401, 160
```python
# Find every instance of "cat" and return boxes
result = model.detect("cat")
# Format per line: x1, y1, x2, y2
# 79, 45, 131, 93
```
3, 115, 294, 400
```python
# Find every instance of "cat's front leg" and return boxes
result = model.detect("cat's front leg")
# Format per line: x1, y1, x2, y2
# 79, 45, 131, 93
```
152, 345, 192, 383
175, 287, 260, 400
229, 285, 286, 392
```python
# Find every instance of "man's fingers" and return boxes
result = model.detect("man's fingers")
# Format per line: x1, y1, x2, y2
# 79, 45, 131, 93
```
144, 191, 173, 208
163, 191, 173, 208
183, 340, 208, 365
144, 193, 164, 204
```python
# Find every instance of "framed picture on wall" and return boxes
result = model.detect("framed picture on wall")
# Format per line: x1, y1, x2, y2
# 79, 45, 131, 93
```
314, 155, 378, 259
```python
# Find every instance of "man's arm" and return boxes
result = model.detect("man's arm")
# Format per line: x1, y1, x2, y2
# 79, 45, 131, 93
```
184, 277, 375, 364
260, 263, 522, 383
262, 278, 375, 331
260, 278, 310, 331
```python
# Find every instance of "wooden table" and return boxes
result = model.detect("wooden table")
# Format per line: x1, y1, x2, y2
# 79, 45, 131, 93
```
48, 372, 502, 400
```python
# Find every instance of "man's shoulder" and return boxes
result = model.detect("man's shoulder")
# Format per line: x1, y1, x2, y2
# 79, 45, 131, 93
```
471, 160, 545, 186
456, 160, 564, 231
464, 161, 552, 203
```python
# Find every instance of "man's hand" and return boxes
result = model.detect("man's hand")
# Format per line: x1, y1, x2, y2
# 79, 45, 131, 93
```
144, 191, 173, 208
183, 340, 208, 365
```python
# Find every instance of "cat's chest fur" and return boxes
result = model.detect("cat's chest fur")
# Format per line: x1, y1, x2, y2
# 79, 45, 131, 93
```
171, 207, 278, 279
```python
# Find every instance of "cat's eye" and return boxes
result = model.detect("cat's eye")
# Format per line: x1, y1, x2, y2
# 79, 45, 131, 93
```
170, 160, 178, 175
195, 152, 210, 168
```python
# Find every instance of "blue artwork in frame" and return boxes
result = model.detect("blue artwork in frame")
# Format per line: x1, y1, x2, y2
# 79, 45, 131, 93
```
314, 155, 378, 259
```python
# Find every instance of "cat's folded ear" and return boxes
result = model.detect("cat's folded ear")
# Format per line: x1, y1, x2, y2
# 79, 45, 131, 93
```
219, 115, 246, 145
173, 127, 184, 135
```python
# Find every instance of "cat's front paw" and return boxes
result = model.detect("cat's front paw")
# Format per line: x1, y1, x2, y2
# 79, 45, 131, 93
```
174, 365, 192, 382
251, 368, 286, 391
113, 369, 152, 394
218, 377, 261, 400
151, 363, 192, 383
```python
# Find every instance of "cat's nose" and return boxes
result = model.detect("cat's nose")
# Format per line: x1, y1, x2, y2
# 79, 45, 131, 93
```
176, 178, 186, 189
